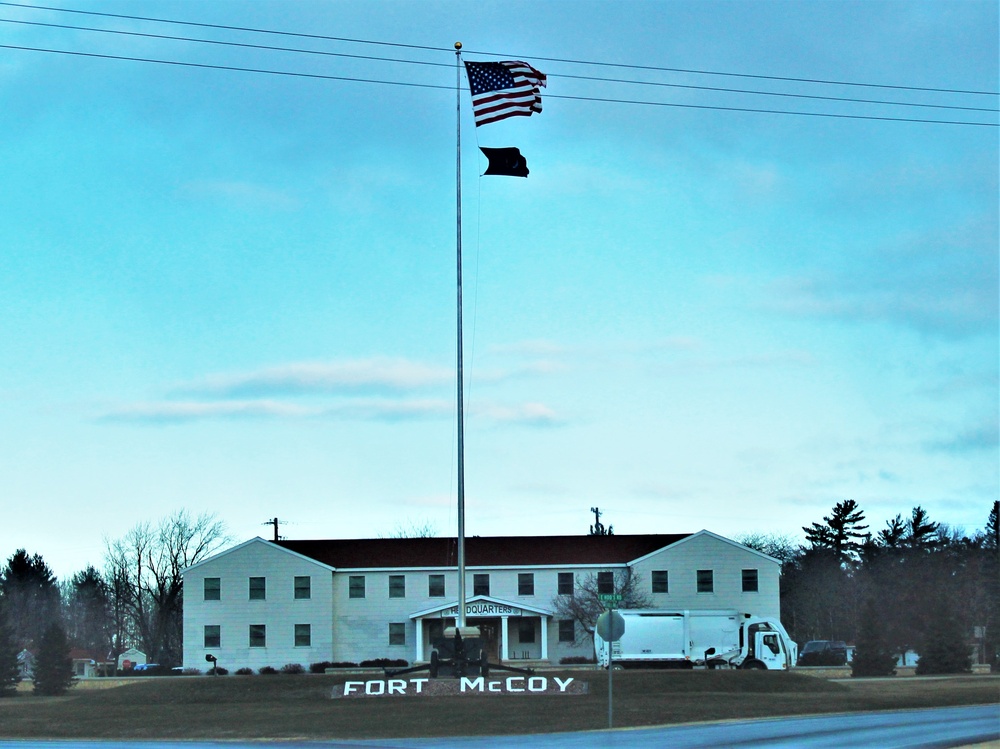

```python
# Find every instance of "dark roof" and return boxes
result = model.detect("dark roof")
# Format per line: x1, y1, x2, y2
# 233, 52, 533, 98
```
275, 534, 691, 569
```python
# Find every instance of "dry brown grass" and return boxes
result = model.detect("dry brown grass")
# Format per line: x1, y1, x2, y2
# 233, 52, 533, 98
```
0, 670, 996, 740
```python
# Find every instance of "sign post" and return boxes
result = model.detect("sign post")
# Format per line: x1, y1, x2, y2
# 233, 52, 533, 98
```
596, 597, 626, 729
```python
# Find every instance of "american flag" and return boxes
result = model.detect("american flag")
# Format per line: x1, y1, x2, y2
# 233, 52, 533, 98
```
464, 61, 547, 127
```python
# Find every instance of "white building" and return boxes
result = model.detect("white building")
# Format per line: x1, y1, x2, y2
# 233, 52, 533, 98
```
181, 530, 780, 671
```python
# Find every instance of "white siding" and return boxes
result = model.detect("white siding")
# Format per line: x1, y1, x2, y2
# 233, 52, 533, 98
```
182, 538, 334, 672
630, 532, 780, 620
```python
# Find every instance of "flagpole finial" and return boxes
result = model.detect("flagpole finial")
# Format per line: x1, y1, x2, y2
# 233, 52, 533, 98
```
455, 41, 462, 50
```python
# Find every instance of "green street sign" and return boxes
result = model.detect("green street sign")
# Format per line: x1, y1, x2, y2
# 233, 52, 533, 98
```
598, 594, 623, 604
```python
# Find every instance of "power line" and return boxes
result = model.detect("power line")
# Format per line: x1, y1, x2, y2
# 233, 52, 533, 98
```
2, 17, 994, 115
2, 0, 996, 98
3, 42, 995, 128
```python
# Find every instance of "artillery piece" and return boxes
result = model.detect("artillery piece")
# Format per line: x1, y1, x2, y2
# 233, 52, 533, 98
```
385, 627, 535, 679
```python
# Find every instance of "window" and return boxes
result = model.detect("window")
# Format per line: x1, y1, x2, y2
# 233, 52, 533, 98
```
349, 575, 366, 599
294, 576, 311, 600
204, 577, 221, 601
742, 569, 759, 593
249, 624, 266, 647
389, 622, 406, 645
473, 573, 490, 596
557, 572, 574, 596
249, 577, 266, 600
597, 571, 614, 595
428, 574, 445, 597
204, 625, 220, 648
518, 619, 536, 644
652, 570, 669, 594
294, 623, 311, 647
697, 569, 714, 593
518, 573, 534, 596
389, 575, 406, 598
558, 619, 575, 643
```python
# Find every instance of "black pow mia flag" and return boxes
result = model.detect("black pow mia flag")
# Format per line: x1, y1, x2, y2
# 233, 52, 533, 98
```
480, 147, 529, 177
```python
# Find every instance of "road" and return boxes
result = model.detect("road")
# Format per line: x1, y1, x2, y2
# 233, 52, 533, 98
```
1, 704, 997, 748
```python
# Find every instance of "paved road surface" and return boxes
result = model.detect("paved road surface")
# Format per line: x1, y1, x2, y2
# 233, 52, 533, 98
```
2, 704, 997, 748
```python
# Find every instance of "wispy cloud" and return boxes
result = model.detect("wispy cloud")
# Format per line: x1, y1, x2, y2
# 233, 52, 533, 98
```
763, 215, 998, 338
925, 420, 1000, 453
178, 179, 299, 211
173, 358, 454, 398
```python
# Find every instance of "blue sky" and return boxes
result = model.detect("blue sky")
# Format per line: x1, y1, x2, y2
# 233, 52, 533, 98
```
1, 0, 996, 579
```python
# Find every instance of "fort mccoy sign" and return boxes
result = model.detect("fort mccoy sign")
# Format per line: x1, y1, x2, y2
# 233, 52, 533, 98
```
331, 675, 588, 698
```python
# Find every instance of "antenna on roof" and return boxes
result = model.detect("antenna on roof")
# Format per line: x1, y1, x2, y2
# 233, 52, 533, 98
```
589, 507, 614, 536
263, 517, 284, 542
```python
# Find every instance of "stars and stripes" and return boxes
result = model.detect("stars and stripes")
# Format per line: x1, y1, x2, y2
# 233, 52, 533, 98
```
464, 61, 547, 127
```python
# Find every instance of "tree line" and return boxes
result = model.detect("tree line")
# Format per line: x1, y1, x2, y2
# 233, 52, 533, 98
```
1, 501, 996, 694
741, 499, 999, 674
0, 509, 227, 694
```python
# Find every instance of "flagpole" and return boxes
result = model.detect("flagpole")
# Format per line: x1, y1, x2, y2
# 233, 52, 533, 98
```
454, 41, 467, 631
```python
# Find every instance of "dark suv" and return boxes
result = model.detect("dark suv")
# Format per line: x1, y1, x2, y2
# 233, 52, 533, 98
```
797, 640, 848, 666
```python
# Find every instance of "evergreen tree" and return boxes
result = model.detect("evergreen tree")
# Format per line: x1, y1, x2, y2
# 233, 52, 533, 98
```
850, 598, 897, 677
0, 550, 61, 650
915, 593, 972, 675
0, 605, 20, 697
32, 622, 74, 696
64, 566, 112, 653
803, 499, 869, 566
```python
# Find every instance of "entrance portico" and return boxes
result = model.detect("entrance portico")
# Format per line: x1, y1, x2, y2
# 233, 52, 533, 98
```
410, 595, 554, 663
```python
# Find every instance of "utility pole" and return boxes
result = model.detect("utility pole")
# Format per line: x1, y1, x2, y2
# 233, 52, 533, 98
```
264, 517, 281, 542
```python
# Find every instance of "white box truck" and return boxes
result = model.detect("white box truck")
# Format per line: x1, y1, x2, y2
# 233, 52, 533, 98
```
595, 609, 798, 670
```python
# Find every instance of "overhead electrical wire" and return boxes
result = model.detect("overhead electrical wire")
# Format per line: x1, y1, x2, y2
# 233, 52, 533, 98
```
0, 3, 995, 127
2, 0, 995, 98
1, 18, 995, 115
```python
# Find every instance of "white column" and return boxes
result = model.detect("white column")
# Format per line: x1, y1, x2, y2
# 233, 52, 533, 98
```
500, 615, 509, 662
415, 619, 424, 662
540, 616, 548, 661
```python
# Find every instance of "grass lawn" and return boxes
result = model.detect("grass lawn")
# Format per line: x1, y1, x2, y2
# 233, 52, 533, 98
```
0, 671, 997, 740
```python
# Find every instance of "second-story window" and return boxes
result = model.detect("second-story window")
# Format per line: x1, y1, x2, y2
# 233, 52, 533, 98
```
652, 570, 669, 593
428, 574, 445, 597
697, 569, 714, 593
249, 577, 266, 600
557, 572, 574, 596
294, 576, 311, 599
389, 575, 406, 598
518, 573, 534, 596
473, 573, 490, 596
204, 577, 221, 601
597, 571, 614, 595
349, 575, 366, 599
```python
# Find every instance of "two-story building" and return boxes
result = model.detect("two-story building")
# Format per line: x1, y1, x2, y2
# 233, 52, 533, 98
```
181, 530, 781, 671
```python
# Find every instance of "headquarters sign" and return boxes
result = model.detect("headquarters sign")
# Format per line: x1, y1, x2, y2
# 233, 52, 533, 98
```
438, 602, 522, 617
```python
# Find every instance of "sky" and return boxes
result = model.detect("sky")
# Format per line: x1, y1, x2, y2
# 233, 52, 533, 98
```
0, 0, 997, 580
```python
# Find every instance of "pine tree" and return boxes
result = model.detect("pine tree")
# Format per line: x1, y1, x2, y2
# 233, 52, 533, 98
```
915, 593, 972, 675
32, 622, 74, 696
0, 606, 20, 697
850, 598, 897, 677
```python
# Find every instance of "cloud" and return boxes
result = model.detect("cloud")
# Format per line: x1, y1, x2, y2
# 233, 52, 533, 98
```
178, 179, 299, 211
925, 420, 1000, 453
174, 358, 454, 398
101, 399, 318, 423
470, 401, 563, 427
763, 215, 998, 338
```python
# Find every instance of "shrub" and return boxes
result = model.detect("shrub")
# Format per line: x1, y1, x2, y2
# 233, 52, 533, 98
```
312, 661, 359, 671
235, 668, 254, 676
258, 666, 278, 675
851, 599, 897, 678
182, 668, 202, 676
559, 656, 596, 665
280, 663, 305, 674
207, 667, 229, 676
360, 658, 407, 668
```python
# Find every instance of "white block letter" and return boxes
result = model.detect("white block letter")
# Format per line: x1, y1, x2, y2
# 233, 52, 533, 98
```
344, 681, 362, 695
461, 676, 484, 692
411, 678, 428, 693
388, 679, 406, 695
554, 677, 574, 692
365, 680, 385, 695
528, 676, 547, 692
506, 677, 524, 692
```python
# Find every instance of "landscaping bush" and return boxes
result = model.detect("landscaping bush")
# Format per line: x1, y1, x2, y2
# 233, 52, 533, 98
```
559, 656, 596, 665
280, 663, 305, 674
182, 668, 202, 676
313, 661, 359, 670
258, 666, 278, 675
360, 658, 407, 668
235, 668, 254, 676
207, 667, 229, 676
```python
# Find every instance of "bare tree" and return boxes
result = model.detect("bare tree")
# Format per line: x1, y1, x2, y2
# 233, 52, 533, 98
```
380, 519, 438, 538
104, 510, 228, 666
550, 568, 651, 646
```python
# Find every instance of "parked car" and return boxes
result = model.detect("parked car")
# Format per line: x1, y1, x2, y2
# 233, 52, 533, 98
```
797, 640, 848, 666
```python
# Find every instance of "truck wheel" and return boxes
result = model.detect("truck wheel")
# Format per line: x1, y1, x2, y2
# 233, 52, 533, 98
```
479, 649, 490, 679
742, 660, 766, 670
429, 650, 440, 678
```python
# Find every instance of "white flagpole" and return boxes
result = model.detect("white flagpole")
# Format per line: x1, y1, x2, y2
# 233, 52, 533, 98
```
454, 41, 467, 631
